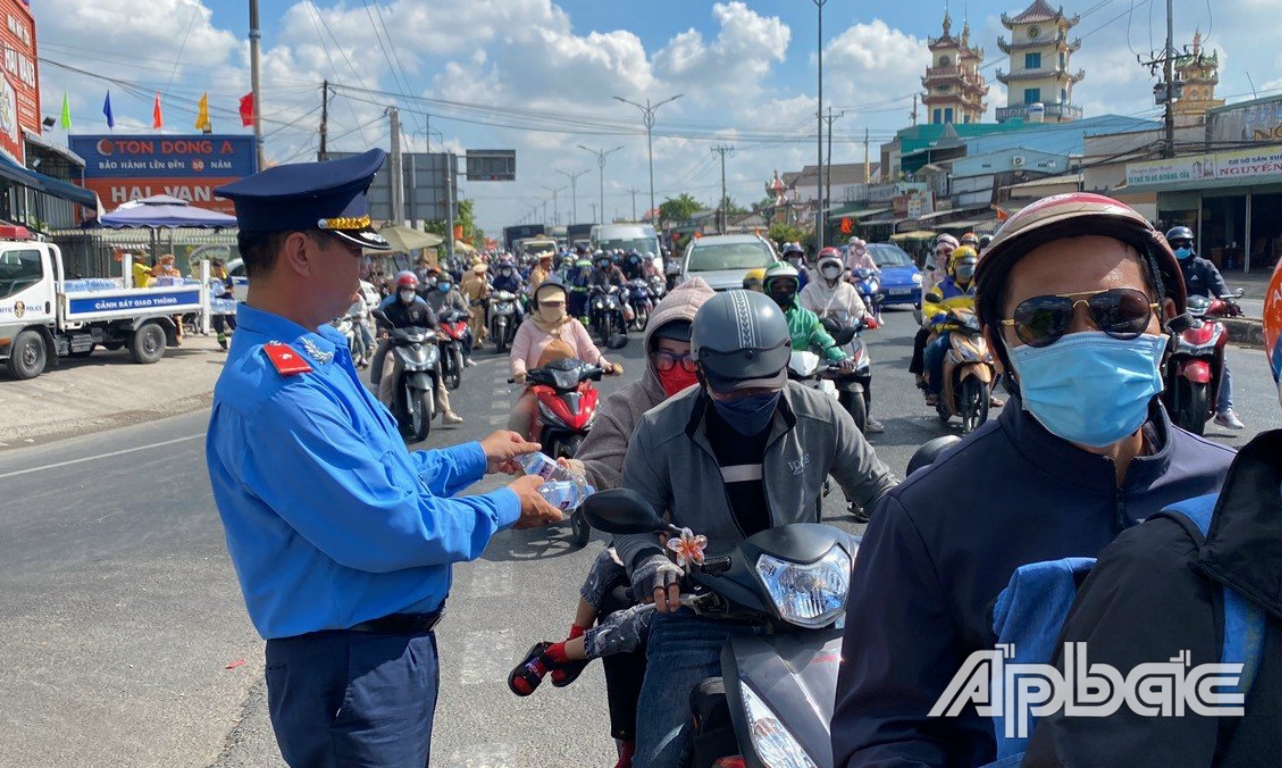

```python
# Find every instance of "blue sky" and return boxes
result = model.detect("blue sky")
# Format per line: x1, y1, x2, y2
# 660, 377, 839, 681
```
31, 0, 1280, 230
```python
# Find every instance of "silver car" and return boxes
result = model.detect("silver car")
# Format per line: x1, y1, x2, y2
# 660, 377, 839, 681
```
678, 234, 777, 292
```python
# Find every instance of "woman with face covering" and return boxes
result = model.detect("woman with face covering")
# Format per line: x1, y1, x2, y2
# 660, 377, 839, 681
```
507, 277, 622, 440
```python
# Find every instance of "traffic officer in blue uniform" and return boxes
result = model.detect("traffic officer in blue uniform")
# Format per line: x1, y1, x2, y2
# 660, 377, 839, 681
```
205, 149, 562, 768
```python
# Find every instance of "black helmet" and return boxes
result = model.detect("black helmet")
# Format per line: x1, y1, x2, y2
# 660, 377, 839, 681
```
906, 436, 963, 477
691, 290, 791, 393
1165, 225, 1194, 246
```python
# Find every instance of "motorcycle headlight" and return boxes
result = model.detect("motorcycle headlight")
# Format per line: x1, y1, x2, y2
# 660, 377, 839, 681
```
755, 548, 850, 628
912, 273, 923, 285
740, 683, 819, 768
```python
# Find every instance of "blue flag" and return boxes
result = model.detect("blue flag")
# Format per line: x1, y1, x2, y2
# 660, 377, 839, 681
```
102, 90, 114, 128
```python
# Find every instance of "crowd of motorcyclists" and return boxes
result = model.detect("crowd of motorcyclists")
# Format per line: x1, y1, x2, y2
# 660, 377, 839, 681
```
276, 196, 1272, 768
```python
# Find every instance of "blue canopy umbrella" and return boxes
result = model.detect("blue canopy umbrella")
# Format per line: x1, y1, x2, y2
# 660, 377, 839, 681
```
98, 194, 238, 229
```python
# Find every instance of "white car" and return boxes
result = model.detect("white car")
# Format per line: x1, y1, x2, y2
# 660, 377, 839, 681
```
678, 234, 777, 292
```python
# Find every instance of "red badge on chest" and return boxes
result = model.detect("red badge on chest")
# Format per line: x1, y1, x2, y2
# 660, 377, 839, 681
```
263, 342, 313, 375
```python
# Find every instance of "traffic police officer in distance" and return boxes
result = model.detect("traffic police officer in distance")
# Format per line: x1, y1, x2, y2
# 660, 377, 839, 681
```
205, 149, 562, 768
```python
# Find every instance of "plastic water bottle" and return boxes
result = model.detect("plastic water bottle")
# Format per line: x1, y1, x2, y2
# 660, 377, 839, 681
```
539, 479, 596, 512
518, 452, 595, 511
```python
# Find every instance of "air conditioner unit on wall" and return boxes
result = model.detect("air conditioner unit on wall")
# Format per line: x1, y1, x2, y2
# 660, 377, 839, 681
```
1012, 156, 1026, 167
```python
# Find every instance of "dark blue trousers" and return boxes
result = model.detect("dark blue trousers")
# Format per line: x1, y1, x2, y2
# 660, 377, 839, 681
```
265, 629, 439, 768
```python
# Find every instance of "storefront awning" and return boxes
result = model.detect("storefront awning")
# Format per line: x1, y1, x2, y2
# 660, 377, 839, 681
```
0, 153, 97, 208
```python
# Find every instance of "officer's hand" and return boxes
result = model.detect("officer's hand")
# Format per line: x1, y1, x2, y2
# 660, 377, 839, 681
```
479, 430, 541, 475
508, 474, 564, 529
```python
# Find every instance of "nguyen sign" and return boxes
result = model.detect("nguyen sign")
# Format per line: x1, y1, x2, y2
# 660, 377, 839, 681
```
1126, 144, 1282, 188
0, 0, 39, 165
69, 134, 257, 214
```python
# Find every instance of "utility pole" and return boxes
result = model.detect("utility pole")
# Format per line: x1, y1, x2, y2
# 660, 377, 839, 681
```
387, 107, 404, 225
1139, 0, 1178, 157
822, 109, 844, 215
444, 155, 455, 263
625, 188, 641, 221
558, 169, 589, 224
249, 0, 264, 170
711, 145, 735, 234
578, 145, 623, 226
813, 0, 828, 251
911, 94, 919, 127
318, 80, 329, 161
541, 185, 566, 226
591, 202, 598, 224
864, 128, 872, 184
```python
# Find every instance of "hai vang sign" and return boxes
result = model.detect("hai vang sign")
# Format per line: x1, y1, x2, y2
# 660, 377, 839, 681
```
69, 134, 258, 214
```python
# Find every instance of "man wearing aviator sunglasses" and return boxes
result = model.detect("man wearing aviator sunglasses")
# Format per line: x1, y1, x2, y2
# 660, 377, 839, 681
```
833, 193, 1236, 768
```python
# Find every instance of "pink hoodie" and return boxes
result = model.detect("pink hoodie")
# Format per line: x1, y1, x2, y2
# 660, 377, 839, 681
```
508, 317, 609, 378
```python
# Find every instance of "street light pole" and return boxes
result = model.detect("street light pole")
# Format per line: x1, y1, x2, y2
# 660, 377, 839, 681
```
812, 0, 828, 251
578, 145, 624, 225
557, 169, 589, 224
613, 94, 683, 224
541, 185, 566, 226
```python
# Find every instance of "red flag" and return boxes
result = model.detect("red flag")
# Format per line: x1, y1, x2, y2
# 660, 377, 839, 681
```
152, 92, 163, 129
239, 92, 255, 127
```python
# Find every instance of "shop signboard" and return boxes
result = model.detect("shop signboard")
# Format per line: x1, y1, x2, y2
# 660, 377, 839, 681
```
1126, 144, 1282, 188
0, 0, 40, 165
69, 134, 257, 214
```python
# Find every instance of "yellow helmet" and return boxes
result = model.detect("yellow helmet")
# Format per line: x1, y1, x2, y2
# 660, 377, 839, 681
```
743, 267, 767, 291
948, 245, 979, 275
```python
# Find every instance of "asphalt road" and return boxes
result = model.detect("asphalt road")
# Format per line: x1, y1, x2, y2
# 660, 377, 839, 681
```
0, 307, 1275, 768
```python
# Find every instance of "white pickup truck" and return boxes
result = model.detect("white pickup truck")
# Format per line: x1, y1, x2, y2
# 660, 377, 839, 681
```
0, 225, 209, 380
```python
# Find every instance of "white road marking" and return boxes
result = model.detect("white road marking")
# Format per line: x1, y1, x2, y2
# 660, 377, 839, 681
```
0, 434, 203, 480
458, 629, 514, 686
443, 743, 515, 768
467, 560, 514, 596
488, 415, 508, 427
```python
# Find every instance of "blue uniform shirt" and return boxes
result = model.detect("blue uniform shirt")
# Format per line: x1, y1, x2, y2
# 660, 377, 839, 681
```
207, 303, 520, 639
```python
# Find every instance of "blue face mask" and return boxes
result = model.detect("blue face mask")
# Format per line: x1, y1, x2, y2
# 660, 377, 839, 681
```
438, 283, 451, 293
710, 391, 781, 436
1174, 246, 1193, 260
1009, 331, 1168, 448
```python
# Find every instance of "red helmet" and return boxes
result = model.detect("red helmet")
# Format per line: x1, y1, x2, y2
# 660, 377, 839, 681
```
395, 271, 419, 289
818, 247, 842, 259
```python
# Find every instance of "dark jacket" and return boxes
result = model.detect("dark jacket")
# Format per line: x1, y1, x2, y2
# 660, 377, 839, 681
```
589, 266, 627, 291
1180, 254, 1230, 299
377, 297, 437, 330
1023, 430, 1282, 768
831, 397, 1235, 768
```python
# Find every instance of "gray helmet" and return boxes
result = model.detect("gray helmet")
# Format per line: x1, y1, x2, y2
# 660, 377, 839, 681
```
691, 290, 792, 393
1165, 225, 1194, 245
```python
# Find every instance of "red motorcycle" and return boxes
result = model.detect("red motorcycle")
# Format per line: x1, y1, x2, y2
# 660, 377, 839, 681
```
511, 357, 603, 547
1163, 295, 1227, 435
436, 308, 469, 390
1207, 288, 1246, 318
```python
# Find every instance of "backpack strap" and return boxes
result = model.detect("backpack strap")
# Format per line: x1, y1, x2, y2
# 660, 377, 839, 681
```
1156, 494, 1266, 696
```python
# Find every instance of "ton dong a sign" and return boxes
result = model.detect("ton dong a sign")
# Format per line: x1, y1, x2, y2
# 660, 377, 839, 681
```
69, 134, 258, 214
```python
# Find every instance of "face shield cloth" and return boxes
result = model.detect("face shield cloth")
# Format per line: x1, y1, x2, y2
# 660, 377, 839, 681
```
710, 391, 781, 436
1009, 331, 1167, 448
399, 289, 416, 304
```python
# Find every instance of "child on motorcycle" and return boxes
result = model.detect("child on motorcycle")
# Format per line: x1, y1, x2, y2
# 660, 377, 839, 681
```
506, 280, 716, 768
507, 278, 622, 440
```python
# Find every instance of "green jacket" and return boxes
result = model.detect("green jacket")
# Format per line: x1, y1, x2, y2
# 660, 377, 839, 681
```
784, 303, 846, 361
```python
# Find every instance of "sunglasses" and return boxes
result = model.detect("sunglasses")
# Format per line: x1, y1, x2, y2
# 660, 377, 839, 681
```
1001, 288, 1160, 348
652, 349, 696, 373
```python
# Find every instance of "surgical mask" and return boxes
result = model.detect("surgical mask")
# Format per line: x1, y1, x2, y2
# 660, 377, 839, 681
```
1009, 331, 1167, 448
399, 290, 416, 304
438, 282, 452, 293
540, 303, 567, 323
658, 366, 699, 397
821, 265, 842, 280
710, 391, 781, 436
1174, 246, 1193, 260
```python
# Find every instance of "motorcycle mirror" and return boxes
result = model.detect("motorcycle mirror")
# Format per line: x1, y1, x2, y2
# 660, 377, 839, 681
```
907, 435, 963, 477
607, 333, 630, 350
1233, 287, 1246, 298
580, 489, 669, 534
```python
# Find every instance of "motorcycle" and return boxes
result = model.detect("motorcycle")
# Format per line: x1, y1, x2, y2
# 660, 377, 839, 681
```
581, 489, 860, 768
648, 274, 668, 302
436, 308, 469, 390
383, 324, 442, 443
332, 310, 372, 368
850, 267, 882, 322
509, 357, 604, 548
626, 278, 654, 331
928, 308, 995, 435
819, 313, 873, 435
589, 285, 629, 346
1162, 294, 1228, 436
489, 290, 519, 354
1207, 287, 1246, 318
